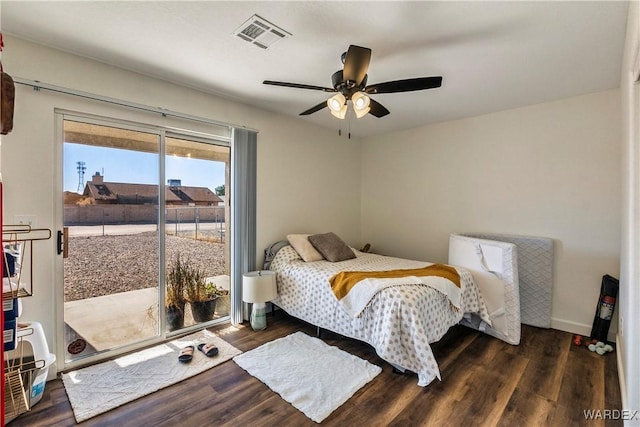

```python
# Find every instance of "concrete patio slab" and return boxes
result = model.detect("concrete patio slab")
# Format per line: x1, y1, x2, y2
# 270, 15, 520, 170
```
64, 274, 230, 353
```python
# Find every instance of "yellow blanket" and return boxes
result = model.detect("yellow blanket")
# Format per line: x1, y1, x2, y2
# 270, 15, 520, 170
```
330, 264, 460, 299
329, 264, 462, 317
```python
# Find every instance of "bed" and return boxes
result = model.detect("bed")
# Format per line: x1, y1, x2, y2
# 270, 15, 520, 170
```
265, 233, 523, 387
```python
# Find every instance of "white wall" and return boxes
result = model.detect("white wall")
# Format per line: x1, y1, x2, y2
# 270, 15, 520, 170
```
0, 36, 362, 375
361, 90, 621, 339
619, 1, 640, 419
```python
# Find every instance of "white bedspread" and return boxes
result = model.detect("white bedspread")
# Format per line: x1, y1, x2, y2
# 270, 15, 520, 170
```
270, 246, 491, 387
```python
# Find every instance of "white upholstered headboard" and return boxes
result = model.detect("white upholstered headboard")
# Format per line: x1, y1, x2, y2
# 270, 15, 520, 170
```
449, 234, 521, 345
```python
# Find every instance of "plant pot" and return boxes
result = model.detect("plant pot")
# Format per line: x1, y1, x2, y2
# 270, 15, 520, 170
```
166, 302, 185, 331
190, 298, 218, 323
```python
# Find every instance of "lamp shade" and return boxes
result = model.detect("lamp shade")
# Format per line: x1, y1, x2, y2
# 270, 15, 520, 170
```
352, 91, 371, 118
327, 93, 347, 119
327, 93, 346, 111
242, 271, 277, 303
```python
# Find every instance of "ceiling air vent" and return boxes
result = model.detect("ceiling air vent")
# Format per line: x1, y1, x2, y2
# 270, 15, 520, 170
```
233, 14, 291, 49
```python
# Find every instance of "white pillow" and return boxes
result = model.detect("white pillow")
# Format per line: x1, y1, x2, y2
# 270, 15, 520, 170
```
287, 234, 324, 262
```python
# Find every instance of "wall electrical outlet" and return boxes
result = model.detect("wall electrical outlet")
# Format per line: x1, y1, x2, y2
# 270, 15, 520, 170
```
14, 215, 37, 227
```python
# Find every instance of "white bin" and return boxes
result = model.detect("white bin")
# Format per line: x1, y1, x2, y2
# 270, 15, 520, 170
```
29, 352, 56, 406
16, 321, 55, 406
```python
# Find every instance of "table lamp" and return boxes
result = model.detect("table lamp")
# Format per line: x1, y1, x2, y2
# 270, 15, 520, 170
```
242, 270, 277, 330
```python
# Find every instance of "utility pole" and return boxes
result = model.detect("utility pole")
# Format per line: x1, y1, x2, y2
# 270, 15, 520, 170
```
76, 161, 86, 193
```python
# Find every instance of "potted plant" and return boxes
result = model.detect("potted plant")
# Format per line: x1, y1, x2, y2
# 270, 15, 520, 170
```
186, 274, 224, 323
166, 254, 189, 331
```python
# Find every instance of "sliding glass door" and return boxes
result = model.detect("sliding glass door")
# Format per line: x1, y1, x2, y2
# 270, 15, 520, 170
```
164, 134, 230, 332
60, 115, 230, 367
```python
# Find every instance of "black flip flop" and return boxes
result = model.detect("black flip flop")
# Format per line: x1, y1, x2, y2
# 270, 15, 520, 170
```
178, 345, 194, 363
197, 343, 219, 357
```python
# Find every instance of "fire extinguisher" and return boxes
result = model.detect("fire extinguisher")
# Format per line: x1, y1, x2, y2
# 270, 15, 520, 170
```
590, 274, 619, 343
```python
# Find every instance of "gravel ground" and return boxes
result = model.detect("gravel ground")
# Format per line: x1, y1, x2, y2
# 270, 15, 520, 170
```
64, 231, 225, 301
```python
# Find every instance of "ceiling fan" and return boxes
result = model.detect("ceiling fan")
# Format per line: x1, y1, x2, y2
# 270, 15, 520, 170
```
263, 44, 442, 119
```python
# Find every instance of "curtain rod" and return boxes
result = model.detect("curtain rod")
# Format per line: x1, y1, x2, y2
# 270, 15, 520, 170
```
13, 77, 259, 133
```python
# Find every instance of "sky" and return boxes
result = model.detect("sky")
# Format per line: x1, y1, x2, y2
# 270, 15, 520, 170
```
63, 143, 226, 193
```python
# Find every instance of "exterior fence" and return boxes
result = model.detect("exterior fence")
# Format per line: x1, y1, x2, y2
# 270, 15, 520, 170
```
64, 205, 225, 226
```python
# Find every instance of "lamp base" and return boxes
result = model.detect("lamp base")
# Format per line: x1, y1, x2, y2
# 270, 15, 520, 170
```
250, 302, 267, 331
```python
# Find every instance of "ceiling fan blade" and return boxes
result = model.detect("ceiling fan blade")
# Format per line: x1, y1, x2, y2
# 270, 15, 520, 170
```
263, 80, 336, 92
343, 45, 371, 86
365, 76, 442, 94
299, 101, 328, 116
368, 98, 390, 118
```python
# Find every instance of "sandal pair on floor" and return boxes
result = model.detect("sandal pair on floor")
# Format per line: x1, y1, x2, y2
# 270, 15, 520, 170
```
178, 343, 219, 363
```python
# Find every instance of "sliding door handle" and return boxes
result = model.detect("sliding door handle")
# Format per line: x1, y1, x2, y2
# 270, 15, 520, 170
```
57, 228, 69, 258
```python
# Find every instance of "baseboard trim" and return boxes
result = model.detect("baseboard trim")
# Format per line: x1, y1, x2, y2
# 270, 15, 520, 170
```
551, 317, 617, 342
616, 333, 628, 410
551, 318, 590, 336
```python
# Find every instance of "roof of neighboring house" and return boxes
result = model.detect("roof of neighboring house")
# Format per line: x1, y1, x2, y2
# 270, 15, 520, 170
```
83, 181, 221, 204
176, 186, 219, 203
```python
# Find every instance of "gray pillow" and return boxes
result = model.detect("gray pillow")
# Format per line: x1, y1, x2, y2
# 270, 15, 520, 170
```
308, 232, 355, 262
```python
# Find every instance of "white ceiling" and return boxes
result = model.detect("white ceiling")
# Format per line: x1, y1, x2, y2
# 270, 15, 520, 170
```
0, 1, 629, 138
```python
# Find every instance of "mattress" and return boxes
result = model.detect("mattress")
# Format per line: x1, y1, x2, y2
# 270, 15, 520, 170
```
458, 233, 554, 328
448, 234, 520, 345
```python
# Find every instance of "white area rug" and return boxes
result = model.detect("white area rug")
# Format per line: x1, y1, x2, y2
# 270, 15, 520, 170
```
62, 329, 241, 423
233, 331, 382, 423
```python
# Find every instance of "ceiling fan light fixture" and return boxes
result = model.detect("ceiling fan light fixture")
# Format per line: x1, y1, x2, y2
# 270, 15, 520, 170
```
352, 91, 370, 109
354, 106, 370, 119
327, 93, 346, 111
330, 106, 347, 119
327, 93, 347, 119
352, 91, 371, 118
265, 45, 441, 120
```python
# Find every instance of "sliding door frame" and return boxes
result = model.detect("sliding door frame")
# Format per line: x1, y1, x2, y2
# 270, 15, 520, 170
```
55, 110, 232, 370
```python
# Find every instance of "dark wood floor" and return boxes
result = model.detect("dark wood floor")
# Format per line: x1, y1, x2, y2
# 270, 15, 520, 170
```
11, 312, 622, 427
